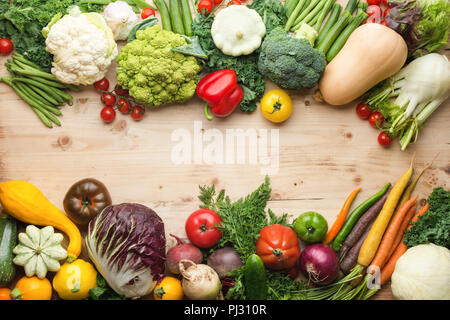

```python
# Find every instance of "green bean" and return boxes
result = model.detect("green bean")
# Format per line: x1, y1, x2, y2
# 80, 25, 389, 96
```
8, 60, 58, 81
16, 82, 61, 112
315, 3, 342, 45
331, 183, 391, 252
314, 0, 335, 33
285, 0, 307, 31
180, 0, 193, 36
31, 107, 53, 128
326, 9, 368, 61
169, 0, 185, 35
27, 76, 69, 89
27, 84, 62, 106
12, 77, 66, 104
153, 0, 173, 31
12, 53, 44, 71
130, 0, 157, 10
316, 9, 352, 55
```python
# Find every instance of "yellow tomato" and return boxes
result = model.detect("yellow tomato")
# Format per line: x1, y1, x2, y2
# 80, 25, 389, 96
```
10, 276, 52, 300
52, 259, 97, 300
153, 276, 184, 300
260, 89, 293, 123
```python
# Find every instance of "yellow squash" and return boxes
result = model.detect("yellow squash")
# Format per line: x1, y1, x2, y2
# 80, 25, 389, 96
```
0, 180, 81, 262
53, 259, 98, 300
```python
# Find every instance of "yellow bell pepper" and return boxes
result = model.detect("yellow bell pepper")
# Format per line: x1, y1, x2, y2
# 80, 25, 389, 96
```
52, 259, 97, 300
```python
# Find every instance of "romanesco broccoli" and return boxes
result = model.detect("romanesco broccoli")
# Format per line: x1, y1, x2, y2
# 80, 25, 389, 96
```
116, 25, 201, 107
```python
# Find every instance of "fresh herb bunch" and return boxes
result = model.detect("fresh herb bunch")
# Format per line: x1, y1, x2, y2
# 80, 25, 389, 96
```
192, 13, 266, 113
404, 187, 450, 249
198, 177, 308, 300
0, 0, 103, 71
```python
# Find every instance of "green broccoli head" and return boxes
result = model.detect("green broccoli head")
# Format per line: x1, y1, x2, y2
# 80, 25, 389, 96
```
116, 25, 202, 107
258, 27, 326, 90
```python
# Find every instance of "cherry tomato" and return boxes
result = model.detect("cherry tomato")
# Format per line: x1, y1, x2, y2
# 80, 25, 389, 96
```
100, 106, 116, 123
227, 0, 241, 5
378, 131, 393, 147
118, 98, 131, 114
380, 19, 389, 27
130, 105, 145, 121
198, 0, 213, 14
185, 209, 222, 248
369, 111, 384, 128
141, 7, 156, 19
366, 0, 381, 5
383, 7, 391, 17
366, 5, 382, 23
356, 102, 372, 120
213, 0, 223, 5
114, 86, 129, 97
0, 38, 13, 55
93, 77, 109, 92
101, 92, 116, 107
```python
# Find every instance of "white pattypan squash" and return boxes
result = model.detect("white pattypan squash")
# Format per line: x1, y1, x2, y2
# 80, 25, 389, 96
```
211, 5, 266, 57
13, 225, 68, 279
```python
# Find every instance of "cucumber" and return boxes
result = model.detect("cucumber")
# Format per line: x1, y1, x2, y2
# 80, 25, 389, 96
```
0, 213, 17, 286
244, 254, 267, 300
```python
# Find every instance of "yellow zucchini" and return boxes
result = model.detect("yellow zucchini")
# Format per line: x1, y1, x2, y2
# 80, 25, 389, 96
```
0, 180, 81, 262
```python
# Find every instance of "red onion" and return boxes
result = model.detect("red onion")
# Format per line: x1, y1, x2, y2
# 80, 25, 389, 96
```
299, 244, 339, 285
166, 234, 202, 274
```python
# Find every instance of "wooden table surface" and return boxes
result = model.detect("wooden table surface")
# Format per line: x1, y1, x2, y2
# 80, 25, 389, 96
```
0, 1, 449, 300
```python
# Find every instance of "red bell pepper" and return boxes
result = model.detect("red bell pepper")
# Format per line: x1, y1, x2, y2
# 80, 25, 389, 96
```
196, 69, 243, 119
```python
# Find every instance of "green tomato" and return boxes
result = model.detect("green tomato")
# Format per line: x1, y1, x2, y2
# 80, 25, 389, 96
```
293, 211, 328, 243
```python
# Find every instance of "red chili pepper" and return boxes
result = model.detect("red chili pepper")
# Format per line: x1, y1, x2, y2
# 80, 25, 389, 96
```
196, 69, 243, 119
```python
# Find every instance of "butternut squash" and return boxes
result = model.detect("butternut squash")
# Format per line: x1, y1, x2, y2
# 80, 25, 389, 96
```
319, 23, 408, 106
0, 180, 81, 262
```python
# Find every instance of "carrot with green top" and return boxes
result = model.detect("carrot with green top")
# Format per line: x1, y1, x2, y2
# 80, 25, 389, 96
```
370, 196, 417, 271
323, 187, 361, 245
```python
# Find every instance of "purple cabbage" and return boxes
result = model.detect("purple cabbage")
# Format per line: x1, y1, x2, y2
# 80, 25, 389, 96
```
86, 203, 166, 299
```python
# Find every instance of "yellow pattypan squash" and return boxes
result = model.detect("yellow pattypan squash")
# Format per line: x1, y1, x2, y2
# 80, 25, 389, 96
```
52, 259, 97, 300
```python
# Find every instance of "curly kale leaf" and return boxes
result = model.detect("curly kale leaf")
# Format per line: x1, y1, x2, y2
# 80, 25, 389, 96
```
404, 187, 450, 249
247, 0, 288, 33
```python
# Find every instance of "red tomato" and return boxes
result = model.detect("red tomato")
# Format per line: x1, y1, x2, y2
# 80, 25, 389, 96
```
356, 102, 372, 120
369, 111, 384, 128
118, 98, 131, 114
256, 224, 301, 270
185, 209, 222, 248
101, 92, 116, 107
383, 0, 389, 6
380, 19, 389, 27
383, 7, 391, 17
141, 8, 155, 19
367, 5, 382, 23
198, 0, 213, 14
130, 105, 145, 121
227, 0, 241, 5
213, 0, 223, 5
114, 86, 129, 97
367, 0, 381, 5
93, 77, 109, 92
0, 38, 13, 55
100, 106, 116, 123
378, 131, 393, 147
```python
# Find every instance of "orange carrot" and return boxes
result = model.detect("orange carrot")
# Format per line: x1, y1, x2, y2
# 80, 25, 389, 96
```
379, 201, 430, 284
369, 195, 417, 269
383, 205, 417, 267
380, 240, 407, 285
323, 187, 362, 245
409, 202, 429, 226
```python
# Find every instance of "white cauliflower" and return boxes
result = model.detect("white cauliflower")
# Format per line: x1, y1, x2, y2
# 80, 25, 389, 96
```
45, 7, 118, 85
103, 1, 139, 41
